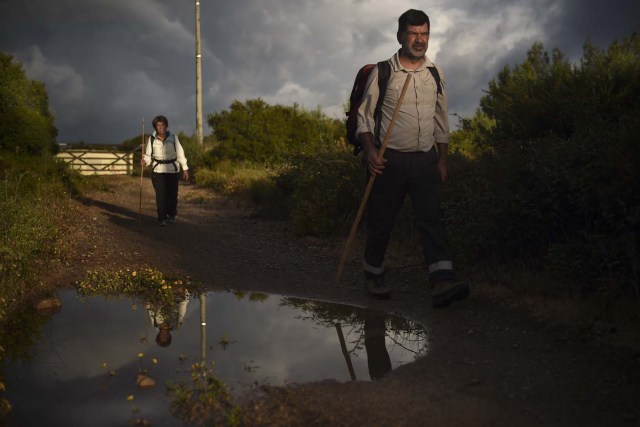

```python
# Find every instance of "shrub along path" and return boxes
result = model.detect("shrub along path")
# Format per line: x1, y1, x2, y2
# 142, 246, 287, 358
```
45, 175, 639, 426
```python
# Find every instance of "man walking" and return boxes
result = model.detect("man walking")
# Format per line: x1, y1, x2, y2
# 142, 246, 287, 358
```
356, 9, 469, 307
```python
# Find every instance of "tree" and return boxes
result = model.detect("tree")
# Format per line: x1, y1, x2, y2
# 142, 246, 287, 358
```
479, 42, 574, 142
446, 33, 640, 290
449, 110, 496, 159
0, 52, 57, 155
207, 99, 344, 164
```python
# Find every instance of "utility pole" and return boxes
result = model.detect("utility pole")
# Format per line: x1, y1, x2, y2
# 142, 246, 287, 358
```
199, 292, 207, 363
195, 0, 203, 145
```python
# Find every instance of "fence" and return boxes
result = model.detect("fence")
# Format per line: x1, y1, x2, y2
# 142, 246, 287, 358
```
56, 149, 135, 175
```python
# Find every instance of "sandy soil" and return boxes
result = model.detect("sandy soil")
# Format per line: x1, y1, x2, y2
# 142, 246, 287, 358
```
44, 175, 640, 426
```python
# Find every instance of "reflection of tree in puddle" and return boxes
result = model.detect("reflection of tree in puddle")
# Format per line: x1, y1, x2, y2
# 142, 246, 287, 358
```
281, 298, 429, 380
231, 291, 270, 302
0, 302, 51, 418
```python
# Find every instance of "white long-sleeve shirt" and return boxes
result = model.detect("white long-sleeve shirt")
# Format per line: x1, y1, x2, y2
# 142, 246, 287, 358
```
142, 131, 189, 173
146, 295, 190, 329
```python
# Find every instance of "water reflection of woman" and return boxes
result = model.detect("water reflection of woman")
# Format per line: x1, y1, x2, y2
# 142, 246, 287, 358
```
146, 293, 190, 347
364, 312, 392, 380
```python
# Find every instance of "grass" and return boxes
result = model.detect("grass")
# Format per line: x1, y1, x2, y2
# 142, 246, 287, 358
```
0, 167, 67, 319
194, 162, 277, 199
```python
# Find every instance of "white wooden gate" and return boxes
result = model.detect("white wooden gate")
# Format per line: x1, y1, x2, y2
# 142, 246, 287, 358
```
56, 150, 134, 175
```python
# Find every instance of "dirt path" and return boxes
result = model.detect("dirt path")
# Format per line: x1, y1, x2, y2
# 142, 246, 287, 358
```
48, 175, 640, 426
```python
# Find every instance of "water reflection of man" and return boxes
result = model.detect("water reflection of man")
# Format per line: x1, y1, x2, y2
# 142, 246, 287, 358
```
145, 293, 190, 347
364, 312, 392, 380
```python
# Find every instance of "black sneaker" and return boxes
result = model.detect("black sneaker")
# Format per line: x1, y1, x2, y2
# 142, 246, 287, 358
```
364, 272, 391, 299
159, 220, 167, 226
432, 281, 469, 308
167, 215, 176, 223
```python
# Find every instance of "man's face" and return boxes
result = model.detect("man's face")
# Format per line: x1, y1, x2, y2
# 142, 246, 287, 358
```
399, 23, 430, 61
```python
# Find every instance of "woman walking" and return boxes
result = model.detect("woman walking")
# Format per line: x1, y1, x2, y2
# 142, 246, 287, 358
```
141, 115, 189, 226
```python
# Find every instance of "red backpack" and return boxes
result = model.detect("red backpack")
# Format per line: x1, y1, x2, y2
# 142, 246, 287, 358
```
345, 61, 391, 155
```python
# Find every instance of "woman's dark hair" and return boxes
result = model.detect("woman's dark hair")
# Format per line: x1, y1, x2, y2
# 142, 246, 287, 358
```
152, 115, 169, 130
398, 9, 430, 33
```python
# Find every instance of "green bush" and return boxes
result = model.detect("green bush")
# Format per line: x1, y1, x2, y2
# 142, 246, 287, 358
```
195, 162, 276, 198
444, 33, 640, 293
248, 177, 288, 219
272, 152, 366, 236
175, 131, 211, 173
207, 99, 344, 165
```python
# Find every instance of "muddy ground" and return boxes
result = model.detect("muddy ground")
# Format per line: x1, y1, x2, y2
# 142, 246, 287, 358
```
43, 175, 640, 426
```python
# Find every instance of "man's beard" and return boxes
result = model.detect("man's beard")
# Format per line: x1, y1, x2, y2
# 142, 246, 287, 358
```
405, 43, 426, 61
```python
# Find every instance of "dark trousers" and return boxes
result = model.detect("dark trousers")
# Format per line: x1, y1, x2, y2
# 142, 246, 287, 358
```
364, 313, 391, 380
152, 172, 180, 221
364, 148, 454, 284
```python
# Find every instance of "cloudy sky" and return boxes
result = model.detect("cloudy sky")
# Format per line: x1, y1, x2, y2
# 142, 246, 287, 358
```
1, 0, 638, 144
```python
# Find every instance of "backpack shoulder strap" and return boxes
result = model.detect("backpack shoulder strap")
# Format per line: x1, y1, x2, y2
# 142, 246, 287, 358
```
374, 60, 391, 145
427, 66, 443, 95
376, 60, 391, 95
148, 135, 155, 160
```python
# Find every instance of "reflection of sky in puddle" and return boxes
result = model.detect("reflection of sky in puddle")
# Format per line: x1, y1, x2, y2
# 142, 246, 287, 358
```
5, 289, 429, 426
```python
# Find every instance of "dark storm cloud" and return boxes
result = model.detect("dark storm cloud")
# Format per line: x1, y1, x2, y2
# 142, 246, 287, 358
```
437, 0, 640, 122
543, 0, 640, 58
0, 0, 198, 142
0, 0, 637, 143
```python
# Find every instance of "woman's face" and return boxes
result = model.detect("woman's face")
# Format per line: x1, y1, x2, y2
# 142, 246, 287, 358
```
155, 121, 167, 136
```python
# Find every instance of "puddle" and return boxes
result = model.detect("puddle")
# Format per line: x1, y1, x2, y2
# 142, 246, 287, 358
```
4, 289, 429, 426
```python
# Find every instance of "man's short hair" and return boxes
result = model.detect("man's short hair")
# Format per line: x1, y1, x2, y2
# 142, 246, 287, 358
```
398, 9, 430, 33
152, 115, 169, 131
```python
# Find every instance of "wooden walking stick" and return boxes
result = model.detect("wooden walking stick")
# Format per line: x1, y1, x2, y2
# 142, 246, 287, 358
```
335, 72, 413, 284
335, 323, 357, 381
139, 118, 145, 215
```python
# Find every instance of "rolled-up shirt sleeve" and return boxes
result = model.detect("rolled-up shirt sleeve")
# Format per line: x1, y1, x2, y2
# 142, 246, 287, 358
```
355, 67, 380, 141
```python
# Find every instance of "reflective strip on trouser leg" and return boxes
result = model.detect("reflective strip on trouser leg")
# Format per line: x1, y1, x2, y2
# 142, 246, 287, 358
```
428, 260, 453, 274
428, 260, 454, 283
406, 149, 455, 284
363, 260, 385, 276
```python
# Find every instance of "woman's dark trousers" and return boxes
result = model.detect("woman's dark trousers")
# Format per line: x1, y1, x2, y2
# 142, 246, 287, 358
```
152, 172, 179, 222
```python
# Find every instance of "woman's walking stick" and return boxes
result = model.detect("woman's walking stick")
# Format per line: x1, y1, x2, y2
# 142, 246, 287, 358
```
139, 118, 144, 215
335, 73, 413, 284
